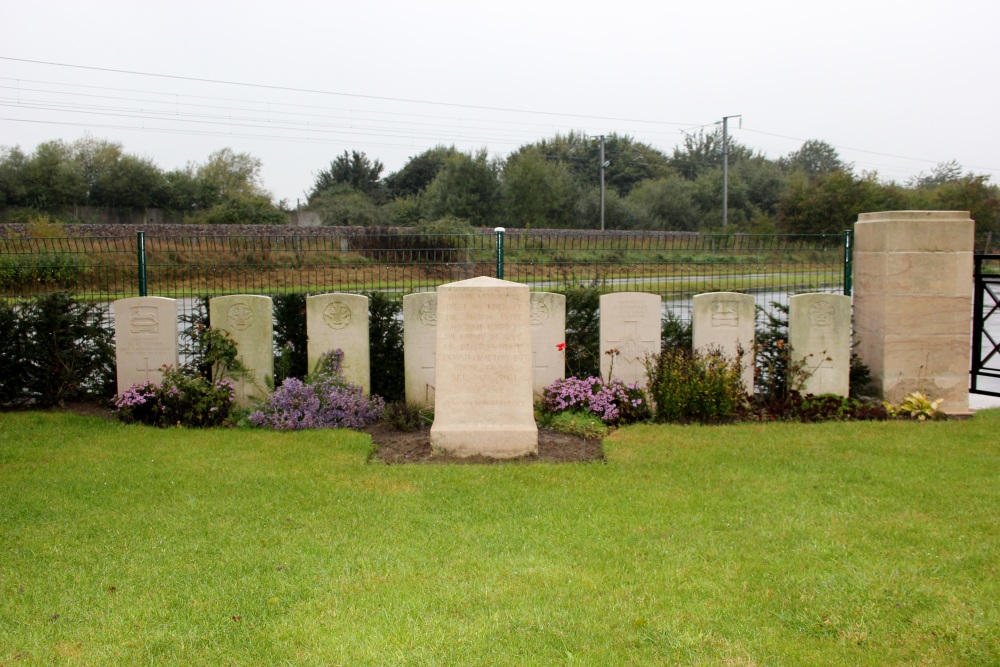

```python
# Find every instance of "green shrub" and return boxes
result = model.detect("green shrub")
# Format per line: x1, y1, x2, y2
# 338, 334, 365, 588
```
562, 287, 601, 378
645, 346, 749, 423
0, 251, 84, 290
113, 366, 237, 428
272, 293, 308, 384
382, 401, 432, 432
0, 292, 115, 408
364, 291, 404, 402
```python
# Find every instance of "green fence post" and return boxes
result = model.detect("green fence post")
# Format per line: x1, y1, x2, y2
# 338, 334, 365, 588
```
137, 231, 148, 297
843, 229, 853, 297
494, 227, 505, 280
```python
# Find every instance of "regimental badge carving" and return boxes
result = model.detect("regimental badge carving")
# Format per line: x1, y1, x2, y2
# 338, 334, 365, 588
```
418, 298, 437, 327
323, 302, 352, 330
530, 299, 550, 326
809, 301, 835, 328
227, 303, 254, 331
129, 306, 159, 334
711, 300, 739, 327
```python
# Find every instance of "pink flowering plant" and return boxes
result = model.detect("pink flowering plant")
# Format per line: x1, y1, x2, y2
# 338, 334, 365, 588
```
248, 349, 385, 431
542, 375, 649, 425
113, 366, 237, 427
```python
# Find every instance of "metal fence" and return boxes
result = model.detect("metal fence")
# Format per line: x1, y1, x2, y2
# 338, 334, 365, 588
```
1, 228, 850, 320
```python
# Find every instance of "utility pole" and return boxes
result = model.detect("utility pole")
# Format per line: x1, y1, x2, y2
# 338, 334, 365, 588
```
721, 115, 741, 230
599, 135, 607, 231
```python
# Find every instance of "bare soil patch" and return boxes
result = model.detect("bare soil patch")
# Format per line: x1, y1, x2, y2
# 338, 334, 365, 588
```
363, 421, 604, 465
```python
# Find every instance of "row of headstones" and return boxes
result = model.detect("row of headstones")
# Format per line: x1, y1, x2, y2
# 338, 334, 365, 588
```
113, 290, 852, 407
114, 294, 372, 407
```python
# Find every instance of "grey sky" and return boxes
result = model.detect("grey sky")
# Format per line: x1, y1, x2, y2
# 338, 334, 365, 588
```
3, 0, 997, 204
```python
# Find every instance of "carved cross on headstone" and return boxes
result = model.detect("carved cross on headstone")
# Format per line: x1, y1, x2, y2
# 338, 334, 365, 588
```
606, 320, 656, 366
136, 357, 157, 382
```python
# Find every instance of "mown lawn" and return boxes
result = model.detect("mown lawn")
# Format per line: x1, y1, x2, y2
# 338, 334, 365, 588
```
1, 411, 998, 666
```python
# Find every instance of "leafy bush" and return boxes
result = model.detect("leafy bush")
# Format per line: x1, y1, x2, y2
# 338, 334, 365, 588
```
541, 376, 649, 425
113, 367, 236, 427
661, 310, 692, 352
272, 293, 308, 384
249, 349, 385, 431
645, 347, 749, 424
884, 392, 946, 421
365, 291, 404, 402
0, 292, 115, 408
562, 287, 601, 378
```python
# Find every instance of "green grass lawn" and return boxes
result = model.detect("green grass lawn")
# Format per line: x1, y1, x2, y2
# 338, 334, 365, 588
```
2, 411, 999, 666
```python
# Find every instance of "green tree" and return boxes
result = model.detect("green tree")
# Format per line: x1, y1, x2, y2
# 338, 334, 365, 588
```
779, 139, 848, 179
626, 175, 698, 231
21, 140, 87, 208
670, 128, 756, 180
309, 184, 379, 226
195, 148, 268, 204
777, 170, 907, 235
421, 149, 501, 226
502, 152, 579, 228
384, 145, 459, 199
310, 150, 384, 201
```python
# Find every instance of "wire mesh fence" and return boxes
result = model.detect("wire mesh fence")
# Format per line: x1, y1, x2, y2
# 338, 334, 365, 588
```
1, 228, 849, 321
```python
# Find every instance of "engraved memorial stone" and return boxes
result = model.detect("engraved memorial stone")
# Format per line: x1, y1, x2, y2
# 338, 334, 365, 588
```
430, 277, 538, 458
306, 293, 370, 394
403, 292, 437, 406
530, 292, 566, 396
789, 293, 852, 396
209, 295, 273, 407
114, 297, 179, 392
599, 292, 661, 387
692, 292, 755, 392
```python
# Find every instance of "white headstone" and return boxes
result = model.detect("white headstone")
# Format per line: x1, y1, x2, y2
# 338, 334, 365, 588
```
403, 292, 437, 406
430, 277, 538, 458
209, 295, 273, 407
114, 296, 179, 392
306, 293, 370, 393
599, 292, 661, 387
692, 292, 756, 393
789, 293, 852, 397
530, 292, 566, 396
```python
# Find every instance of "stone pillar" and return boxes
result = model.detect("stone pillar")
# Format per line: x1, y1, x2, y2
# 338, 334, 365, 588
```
853, 211, 974, 414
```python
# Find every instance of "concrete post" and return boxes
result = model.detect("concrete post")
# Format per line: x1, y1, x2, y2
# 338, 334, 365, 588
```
853, 211, 974, 415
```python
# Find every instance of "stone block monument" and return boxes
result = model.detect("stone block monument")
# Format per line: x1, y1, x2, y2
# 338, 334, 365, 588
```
853, 210, 974, 413
430, 277, 537, 458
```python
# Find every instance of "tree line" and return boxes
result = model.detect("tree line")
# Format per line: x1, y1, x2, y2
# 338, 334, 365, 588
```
2, 132, 997, 235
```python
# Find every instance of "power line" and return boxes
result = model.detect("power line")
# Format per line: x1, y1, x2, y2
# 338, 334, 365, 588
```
0, 56, 701, 128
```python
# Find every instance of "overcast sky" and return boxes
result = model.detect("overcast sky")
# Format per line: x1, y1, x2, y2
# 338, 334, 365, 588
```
3, 0, 998, 204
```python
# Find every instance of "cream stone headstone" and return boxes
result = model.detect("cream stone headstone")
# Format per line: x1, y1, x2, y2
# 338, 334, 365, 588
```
403, 292, 437, 406
692, 292, 755, 393
209, 295, 273, 407
114, 296, 179, 392
599, 292, 661, 387
789, 293, 852, 397
853, 210, 974, 414
530, 292, 566, 396
306, 293, 370, 394
430, 277, 538, 458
